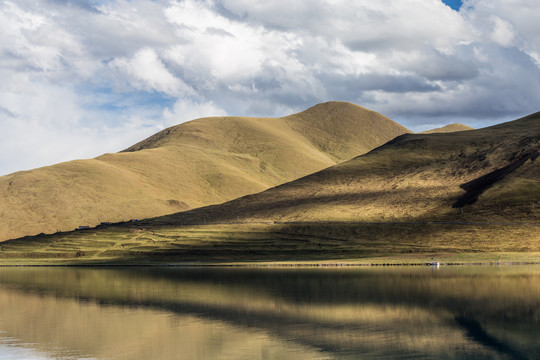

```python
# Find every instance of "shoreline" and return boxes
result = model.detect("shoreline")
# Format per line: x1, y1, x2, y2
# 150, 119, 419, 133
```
2, 256, 540, 267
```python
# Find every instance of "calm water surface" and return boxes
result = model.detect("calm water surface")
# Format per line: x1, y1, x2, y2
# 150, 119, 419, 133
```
0, 266, 539, 359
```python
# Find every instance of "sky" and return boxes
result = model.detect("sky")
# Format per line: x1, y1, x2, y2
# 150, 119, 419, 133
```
1, 0, 540, 175
442, 0, 463, 11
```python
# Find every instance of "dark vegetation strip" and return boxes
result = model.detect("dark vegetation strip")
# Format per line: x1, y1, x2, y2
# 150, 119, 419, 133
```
453, 150, 539, 208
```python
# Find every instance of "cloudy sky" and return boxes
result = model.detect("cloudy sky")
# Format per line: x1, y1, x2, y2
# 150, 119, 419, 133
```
1, 0, 539, 175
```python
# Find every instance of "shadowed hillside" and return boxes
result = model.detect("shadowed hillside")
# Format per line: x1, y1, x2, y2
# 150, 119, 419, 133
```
0, 102, 409, 241
154, 112, 539, 226
0, 112, 537, 263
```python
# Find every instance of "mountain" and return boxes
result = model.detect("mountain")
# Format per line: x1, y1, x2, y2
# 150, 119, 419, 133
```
420, 123, 474, 134
154, 112, 537, 258
162, 112, 537, 225
1, 111, 537, 264
0, 101, 409, 241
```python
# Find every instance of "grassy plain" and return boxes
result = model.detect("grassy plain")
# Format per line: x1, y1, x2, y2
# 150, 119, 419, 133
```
0, 222, 539, 265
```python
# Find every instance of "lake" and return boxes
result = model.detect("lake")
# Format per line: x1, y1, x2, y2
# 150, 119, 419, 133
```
0, 265, 538, 359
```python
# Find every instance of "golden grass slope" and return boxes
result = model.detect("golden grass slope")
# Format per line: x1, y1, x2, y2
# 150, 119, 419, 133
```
0, 101, 409, 241
420, 123, 474, 134
87, 111, 536, 260
2, 112, 536, 264
161, 112, 538, 225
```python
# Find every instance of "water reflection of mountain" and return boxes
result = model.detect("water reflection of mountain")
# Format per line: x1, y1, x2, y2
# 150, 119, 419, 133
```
0, 267, 538, 359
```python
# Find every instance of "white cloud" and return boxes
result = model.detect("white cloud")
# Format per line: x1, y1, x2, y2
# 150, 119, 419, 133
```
164, 0, 297, 81
162, 98, 227, 126
1, 0, 540, 175
219, 0, 473, 50
110, 47, 194, 96
0, 115, 164, 175
489, 16, 515, 47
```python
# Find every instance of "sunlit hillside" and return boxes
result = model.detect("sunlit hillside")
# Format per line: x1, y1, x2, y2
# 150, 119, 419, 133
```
0, 112, 537, 263
157, 111, 538, 225
0, 102, 409, 241
420, 123, 474, 133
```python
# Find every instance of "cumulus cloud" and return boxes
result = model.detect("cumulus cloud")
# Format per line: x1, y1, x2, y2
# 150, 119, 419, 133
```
1, 0, 540, 174
162, 98, 227, 126
109, 47, 194, 96
489, 16, 516, 47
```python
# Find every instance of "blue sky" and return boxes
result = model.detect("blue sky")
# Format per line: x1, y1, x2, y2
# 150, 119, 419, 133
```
1, 0, 540, 175
442, 0, 463, 11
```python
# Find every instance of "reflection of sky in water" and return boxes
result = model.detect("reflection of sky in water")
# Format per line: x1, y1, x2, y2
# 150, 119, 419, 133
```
0, 345, 50, 360
0, 332, 97, 360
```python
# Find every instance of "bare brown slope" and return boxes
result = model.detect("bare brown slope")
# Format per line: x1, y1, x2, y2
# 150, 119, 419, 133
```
420, 123, 474, 134
155, 111, 539, 226
0, 102, 409, 241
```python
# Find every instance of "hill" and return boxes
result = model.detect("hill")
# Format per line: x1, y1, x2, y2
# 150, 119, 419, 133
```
1, 111, 537, 264
0, 102, 409, 241
420, 123, 474, 134
169, 113, 536, 226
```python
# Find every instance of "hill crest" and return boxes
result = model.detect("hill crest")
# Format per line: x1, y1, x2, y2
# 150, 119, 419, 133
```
419, 123, 474, 134
154, 111, 539, 226
0, 101, 410, 241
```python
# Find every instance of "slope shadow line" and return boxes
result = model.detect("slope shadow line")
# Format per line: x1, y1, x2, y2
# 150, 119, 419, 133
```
453, 150, 538, 208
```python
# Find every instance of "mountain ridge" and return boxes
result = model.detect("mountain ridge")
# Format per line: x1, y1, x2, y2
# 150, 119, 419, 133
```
419, 123, 474, 134
0, 111, 538, 263
0, 101, 409, 241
